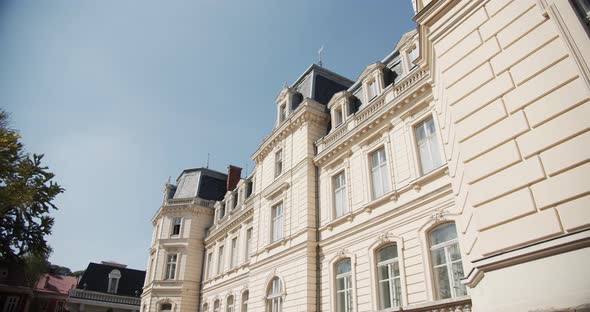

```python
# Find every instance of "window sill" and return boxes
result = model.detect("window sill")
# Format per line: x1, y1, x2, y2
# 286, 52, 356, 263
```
264, 238, 287, 252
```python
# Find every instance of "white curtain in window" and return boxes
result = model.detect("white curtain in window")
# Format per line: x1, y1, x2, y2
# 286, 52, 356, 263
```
335, 259, 353, 312
371, 148, 390, 198
267, 278, 282, 312
429, 223, 467, 299
272, 203, 283, 242
333, 172, 348, 218
377, 245, 401, 309
416, 118, 442, 174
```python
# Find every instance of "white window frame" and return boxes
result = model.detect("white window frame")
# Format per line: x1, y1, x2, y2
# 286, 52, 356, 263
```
428, 223, 467, 300
165, 254, 177, 280
279, 104, 287, 123
369, 147, 391, 199
203, 303, 209, 312
3, 296, 19, 312
266, 277, 283, 312
230, 237, 238, 269
414, 116, 443, 175
335, 259, 353, 312
274, 149, 283, 178
376, 244, 402, 309
334, 106, 344, 127
271, 202, 284, 242
217, 245, 225, 275
171, 217, 182, 236
241, 290, 249, 312
245, 228, 253, 261
226, 295, 234, 312
107, 269, 121, 294
332, 171, 348, 218
213, 300, 220, 312
366, 79, 378, 101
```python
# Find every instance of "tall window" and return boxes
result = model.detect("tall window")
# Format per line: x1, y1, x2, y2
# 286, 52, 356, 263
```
203, 303, 209, 312
213, 300, 220, 312
367, 80, 378, 100
246, 180, 253, 198
266, 277, 283, 312
171, 217, 182, 236
242, 290, 249, 312
429, 223, 467, 299
279, 104, 287, 123
217, 245, 225, 275
226, 295, 234, 312
408, 46, 418, 67
3, 296, 19, 312
107, 269, 121, 293
206, 252, 213, 279
377, 244, 402, 309
245, 228, 253, 261
334, 107, 344, 126
335, 259, 353, 312
416, 117, 442, 174
370, 148, 390, 198
271, 202, 283, 242
232, 192, 239, 210
275, 150, 283, 178
219, 203, 226, 219
230, 237, 238, 269
333, 171, 348, 218
165, 254, 177, 280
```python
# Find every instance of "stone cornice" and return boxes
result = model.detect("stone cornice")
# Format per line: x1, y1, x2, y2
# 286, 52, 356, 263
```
251, 99, 329, 164
357, 62, 386, 82
205, 206, 254, 245
151, 200, 215, 224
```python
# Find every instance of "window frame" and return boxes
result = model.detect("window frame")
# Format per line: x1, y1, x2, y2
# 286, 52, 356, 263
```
413, 116, 443, 175
230, 237, 238, 269
171, 217, 182, 237
376, 244, 402, 309
217, 245, 225, 275
226, 295, 234, 312
241, 290, 249, 312
245, 227, 253, 262
332, 170, 349, 219
368, 146, 391, 199
107, 269, 121, 294
428, 223, 467, 300
274, 149, 283, 178
335, 258, 353, 312
206, 252, 213, 279
164, 254, 178, 280
266, 277, 283, 312
271, 202, 284, 242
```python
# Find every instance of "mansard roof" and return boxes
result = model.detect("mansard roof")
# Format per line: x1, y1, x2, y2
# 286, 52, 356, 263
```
173, 167, 227, 201
277, 64, 354, 105
77, 262, 145, 297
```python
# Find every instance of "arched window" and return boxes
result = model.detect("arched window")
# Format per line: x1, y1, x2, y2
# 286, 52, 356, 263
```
226, 295, 234, 312
241, 290, 249, 312
203, 303, 209, 312
376, 244, 401, 309
335, 258, 353, 312
429, 223, 467, 299
266, 277, 282, 312
213, 300, 220, 312
160, 303, 172, 312
107, 269, 121, 294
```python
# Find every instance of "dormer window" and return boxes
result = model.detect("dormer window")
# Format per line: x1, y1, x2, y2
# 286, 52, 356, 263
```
408, 45, 418, 65
219, 202, 226, 219
367, 80, 378, 101
334, 107, 344, 126
279, 104, 287, 123
107, 269, 121, 294
171, 217, 181, 236
232, 192, 238, 209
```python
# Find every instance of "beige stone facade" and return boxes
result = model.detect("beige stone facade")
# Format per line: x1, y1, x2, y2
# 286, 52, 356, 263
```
141, 1, 590, 311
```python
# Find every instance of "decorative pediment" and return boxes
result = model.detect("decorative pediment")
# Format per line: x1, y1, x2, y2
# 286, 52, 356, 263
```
357, 62, 386, 82
274, 85, 297, 104
327, 90, 352, 109
395, 29, 418, 51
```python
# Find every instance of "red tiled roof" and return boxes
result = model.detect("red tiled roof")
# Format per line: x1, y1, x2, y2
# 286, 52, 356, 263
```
33, 274, 78, 295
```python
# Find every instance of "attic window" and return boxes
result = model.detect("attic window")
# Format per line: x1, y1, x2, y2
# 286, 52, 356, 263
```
107, 269, 121, 294
232, 192, 239, 209
219, 202, 226, 219
334, 107, 344, 126
367, 80, 378, 101
279, 104, 287, 123
408, 45, 418, 67
171, 217, 181, 236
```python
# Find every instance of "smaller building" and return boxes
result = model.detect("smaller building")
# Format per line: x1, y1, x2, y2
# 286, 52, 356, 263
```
67, 262, 145, 312
0, 263, 32, 312
31, 274, 78, 312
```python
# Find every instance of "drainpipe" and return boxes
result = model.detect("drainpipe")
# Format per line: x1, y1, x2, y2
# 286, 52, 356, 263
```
314, 165, 321, 312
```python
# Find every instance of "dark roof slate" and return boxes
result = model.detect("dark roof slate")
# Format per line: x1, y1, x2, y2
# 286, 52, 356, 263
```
77, 263, 145, 297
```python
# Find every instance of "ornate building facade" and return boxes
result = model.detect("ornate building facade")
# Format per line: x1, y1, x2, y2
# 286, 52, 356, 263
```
141, 0, 590, 311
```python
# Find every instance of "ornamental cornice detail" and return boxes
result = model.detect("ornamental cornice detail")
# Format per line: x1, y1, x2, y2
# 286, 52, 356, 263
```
205, 207, 254, 245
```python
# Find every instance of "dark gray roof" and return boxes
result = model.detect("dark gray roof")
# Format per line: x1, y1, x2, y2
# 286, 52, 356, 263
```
77, 263, 145, 297
173, 167, 227, 201
290, 64, 354, 105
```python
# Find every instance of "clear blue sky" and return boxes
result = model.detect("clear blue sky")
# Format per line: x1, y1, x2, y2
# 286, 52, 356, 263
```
0, 0, 415, 271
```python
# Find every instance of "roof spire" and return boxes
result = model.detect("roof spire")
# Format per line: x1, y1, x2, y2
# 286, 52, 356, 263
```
318, 45, 324, 67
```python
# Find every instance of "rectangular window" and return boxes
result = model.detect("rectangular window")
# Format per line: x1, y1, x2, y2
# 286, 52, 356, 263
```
171, 217, 181, 236
408, 46, 418, 65
54, 301, 64, 312
275, 150, 283, 178
245, 180, 253, 198
4, 296, 19, 312
370, 148, 391, 198
416, 117, 442, 174
334, 107, 343, 126
367, 80, 378, 100
572, 0, 590, 27
279, 104, 286, 122
232, 192, 239, 210
206, 252, 213, 279
245, 228, 253, 261
333, 171, 348, 218
271, 202, 283, 242
165, 254, 177, 280
217, 245, 224, 275
230, 237, 238, 268
219, 203, 226, 219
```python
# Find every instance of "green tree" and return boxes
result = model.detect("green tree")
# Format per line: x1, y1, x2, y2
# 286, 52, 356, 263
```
0, 110, 64, 262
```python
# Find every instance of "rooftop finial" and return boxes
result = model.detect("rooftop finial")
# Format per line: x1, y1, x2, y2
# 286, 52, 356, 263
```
318, 45, 324, 67
167, 176, 171, 184
206, 153, 210, 169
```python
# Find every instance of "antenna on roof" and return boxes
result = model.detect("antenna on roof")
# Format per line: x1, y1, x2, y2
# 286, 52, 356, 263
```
206, 153, 210, 169
318, 45, 324, 67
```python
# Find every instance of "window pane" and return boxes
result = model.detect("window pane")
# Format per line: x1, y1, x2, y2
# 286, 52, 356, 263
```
378, 265, 390, 281
336, 259, 351, 275
451, 262, 467, 296
431, 248, 446, 266
393, 277, 402, 307
430, 223, 458, 246
449, 243, 462, 262
433, 266, 451, 299
379, 281, 392, 309
378, 245, 397, 262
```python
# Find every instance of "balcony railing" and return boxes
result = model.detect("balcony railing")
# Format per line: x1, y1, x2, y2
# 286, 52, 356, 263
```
69, 288, 141, 306
405, 296, 472, 312
316, 68, 429, 154
165, 197, 216, 208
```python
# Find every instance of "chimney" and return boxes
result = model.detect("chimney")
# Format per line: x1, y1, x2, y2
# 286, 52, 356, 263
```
226, 165, 242, 191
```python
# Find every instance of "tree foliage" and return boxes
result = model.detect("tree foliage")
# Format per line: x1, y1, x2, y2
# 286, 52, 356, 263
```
0, 110, 64, 262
